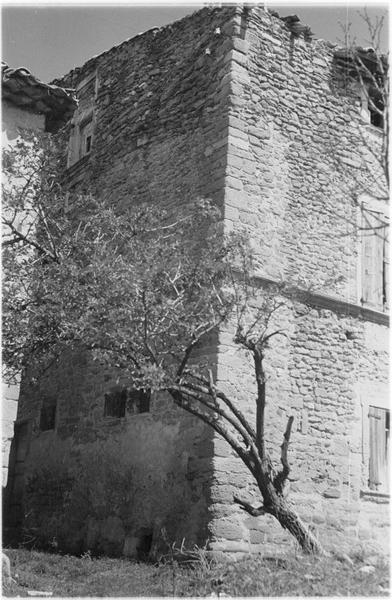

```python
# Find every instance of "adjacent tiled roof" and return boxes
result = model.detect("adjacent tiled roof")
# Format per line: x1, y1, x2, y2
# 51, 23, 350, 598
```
2, 62, 77, 131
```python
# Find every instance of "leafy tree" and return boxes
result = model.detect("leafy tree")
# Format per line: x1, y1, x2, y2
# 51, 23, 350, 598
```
3, 132, 325, 555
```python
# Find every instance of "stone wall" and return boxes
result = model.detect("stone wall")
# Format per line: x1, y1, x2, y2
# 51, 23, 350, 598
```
206, 6, 389, 557
222, 7, 386, 303
209, 288, 389, 556
56, 6, 241, 211
8, 5, 389, 557
13, 350, 215, 555
10, 6, 238, 553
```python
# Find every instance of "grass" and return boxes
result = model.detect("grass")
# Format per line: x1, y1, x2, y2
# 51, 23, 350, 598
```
2, 547, 389, 597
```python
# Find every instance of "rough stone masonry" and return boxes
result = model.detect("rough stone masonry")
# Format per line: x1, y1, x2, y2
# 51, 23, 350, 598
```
6, 5, 389, 558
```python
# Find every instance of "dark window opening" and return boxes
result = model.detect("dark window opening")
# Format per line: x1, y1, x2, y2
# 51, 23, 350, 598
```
40, 403, 56, 431
128, 389, 151, 414
104, 388, 127, 418
369, 107, 383, 128
368, 90, 384, 129
136, 529, 153, 561
78, 119, 93, 160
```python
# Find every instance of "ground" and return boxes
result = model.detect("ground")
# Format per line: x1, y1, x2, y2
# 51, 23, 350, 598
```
2, 548, 389, 597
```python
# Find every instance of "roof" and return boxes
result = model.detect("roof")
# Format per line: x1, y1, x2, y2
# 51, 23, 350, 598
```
2, 62, 77, 132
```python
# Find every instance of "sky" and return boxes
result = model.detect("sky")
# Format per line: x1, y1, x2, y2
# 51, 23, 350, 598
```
1, 2, 389, 83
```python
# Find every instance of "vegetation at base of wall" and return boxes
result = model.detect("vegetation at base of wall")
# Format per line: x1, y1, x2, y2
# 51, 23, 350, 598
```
21, 452, 137, 555
23, 467, 75, 551
3, 548, 389, 597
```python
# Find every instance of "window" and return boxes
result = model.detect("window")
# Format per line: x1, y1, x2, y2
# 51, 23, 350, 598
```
104, 388, 127, 418
68, 110, 94, 166
369, 103, 383, 129
67, 72, 97, 167
355, 83, 384, 130
360, 207, 389, 310
85, 134, 92, 154
368, 406, 389, 493
128, 389, 151, 414
368, 85, 384, 129
40, 397, 56, 431
104, 387, 151, 417
79, 117, 93, 158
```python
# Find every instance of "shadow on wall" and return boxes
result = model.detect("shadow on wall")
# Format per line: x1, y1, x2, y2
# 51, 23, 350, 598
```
4, 413, 216, 559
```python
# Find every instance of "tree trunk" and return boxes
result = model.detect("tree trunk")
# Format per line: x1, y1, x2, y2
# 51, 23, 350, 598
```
267, 496, 324, 555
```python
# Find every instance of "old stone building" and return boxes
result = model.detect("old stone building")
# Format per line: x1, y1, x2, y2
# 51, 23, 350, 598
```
2, 63, 76, 486
5, 6, 389, 557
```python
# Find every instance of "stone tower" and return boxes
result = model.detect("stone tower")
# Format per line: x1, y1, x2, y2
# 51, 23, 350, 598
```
6, 6, 389, 557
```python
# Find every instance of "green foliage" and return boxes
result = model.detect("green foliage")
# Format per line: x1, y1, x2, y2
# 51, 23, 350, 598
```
3, 133, 246, 391
23, 466, 75, 551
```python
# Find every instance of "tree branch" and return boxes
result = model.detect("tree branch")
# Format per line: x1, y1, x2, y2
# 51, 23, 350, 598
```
214, 387, 257, 443
274, 415, 294, 493
177, 382, 260, 469
253, 346, 266, 459
2, 217, 58, 262
169, 388, 255, 472
176, 320, 221, 379
141, 290, 158, 365
233, 495, 267, 516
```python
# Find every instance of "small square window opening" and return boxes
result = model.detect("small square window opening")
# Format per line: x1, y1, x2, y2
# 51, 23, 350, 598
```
40, 401, 56, 431
128, 389, 151, 414
104, 388, 127, 418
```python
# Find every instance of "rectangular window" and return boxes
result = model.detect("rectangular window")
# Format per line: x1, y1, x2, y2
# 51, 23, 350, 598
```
40, 398, 56, 431
368, 406, 390, 493
128, 389, 151, 414
104, 388, 150, 417
85, 135, 92, 154
361, 210, 389, 310
79, 119, 93, 159
67, 72, 97, 168
104, 388, 127, 418
368, 92, 384, 129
